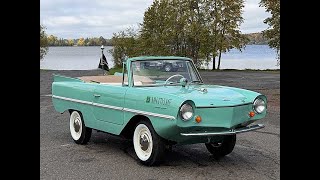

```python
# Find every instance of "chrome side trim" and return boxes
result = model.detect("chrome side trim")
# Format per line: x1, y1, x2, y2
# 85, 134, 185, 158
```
52, 95, 175, 120
196, 103, 252, 108
180, 124, 265, 136
92, 102, 123, 111
52, 95, 92, 105
123, 108, 175, 120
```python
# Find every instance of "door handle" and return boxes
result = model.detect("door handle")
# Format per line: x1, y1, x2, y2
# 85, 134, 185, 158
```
93, 94, 101, 97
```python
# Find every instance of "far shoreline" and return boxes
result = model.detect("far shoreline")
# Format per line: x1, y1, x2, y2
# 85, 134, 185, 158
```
47, 44, 270, 48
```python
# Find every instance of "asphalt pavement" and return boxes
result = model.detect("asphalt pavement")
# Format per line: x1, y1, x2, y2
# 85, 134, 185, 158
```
40, 70, 280, 180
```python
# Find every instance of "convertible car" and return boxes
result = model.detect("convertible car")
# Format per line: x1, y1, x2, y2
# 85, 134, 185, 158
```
52, 56, 267, 166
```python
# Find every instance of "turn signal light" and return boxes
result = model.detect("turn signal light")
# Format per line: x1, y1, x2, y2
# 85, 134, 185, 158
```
195, 116, 202, 123
249, 111, 255, 117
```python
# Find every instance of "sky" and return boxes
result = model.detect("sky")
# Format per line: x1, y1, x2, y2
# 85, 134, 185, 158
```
40, 0, 270, 39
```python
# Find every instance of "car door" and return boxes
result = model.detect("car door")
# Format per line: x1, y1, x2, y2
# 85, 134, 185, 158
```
92, 84, 128, 125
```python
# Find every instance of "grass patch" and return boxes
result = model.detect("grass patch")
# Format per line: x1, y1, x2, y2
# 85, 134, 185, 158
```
108, 67, 123, 75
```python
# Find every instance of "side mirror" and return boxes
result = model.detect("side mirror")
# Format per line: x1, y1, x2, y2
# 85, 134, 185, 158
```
180, 78, 188, 87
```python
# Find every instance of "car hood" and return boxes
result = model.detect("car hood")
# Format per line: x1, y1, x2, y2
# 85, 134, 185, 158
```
141, 84, 261, 107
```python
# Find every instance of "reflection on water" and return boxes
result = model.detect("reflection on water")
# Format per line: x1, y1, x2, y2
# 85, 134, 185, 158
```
40, 45, 279, 70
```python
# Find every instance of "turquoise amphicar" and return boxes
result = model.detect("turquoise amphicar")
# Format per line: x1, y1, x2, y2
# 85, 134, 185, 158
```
52, 56, 267, 166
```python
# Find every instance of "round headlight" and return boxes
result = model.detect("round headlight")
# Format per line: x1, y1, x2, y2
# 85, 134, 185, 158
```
253, 98, 266, 113
180, 103, 194, 120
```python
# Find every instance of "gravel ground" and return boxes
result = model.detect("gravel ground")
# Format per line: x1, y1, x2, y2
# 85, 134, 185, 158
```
40, 70, 280, 180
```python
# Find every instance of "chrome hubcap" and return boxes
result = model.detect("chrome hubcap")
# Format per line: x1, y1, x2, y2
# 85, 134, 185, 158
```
140, 134, 150, 151
74, 118, 81, 132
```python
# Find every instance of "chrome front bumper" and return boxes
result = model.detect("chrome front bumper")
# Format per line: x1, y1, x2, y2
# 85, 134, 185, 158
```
180, 124, 265, 136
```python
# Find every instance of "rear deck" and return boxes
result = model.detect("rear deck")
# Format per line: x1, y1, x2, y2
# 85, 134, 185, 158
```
78, 75, 154, 85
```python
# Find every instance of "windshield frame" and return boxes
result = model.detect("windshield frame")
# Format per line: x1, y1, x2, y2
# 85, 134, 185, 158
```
130, 59, 203, 87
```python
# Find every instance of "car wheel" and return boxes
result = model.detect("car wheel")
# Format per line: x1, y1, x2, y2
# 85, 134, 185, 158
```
133, 120, 165, 166
69, 111, 92, 144
205, 135, 236, 159
164, 64, 172, 72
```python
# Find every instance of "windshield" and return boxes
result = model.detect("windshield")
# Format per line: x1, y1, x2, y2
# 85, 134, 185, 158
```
131, 59, 202, 86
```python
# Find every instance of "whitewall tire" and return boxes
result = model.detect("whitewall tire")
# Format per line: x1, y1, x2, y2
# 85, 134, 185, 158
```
69, 111, 92, 144
133, 120, 165, 166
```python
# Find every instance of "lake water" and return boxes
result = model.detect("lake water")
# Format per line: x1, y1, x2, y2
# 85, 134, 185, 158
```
40, 45, 279, 70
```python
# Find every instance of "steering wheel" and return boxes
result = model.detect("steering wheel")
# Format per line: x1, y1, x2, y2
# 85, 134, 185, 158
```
164, 74, 185, 86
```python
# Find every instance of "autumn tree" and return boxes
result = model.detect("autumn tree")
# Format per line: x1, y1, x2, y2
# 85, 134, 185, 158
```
139, 0, 205, 65
260, 0, 280, 65
201, 0, 220, 70
216, 0, 247, 69
40, 24, 48, 60
111, 0, 248, 69
77, 37, 85, 46
184, 0, 203, 66
139, 0, 172, 56
201, 0, 247, 69
139, 0, 247, 69
68, 39, 74, 46
47, 35, 58, 46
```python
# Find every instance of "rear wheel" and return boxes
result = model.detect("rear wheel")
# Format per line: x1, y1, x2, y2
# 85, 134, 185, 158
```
133, 120, 165, 166
205, 135, 236, 159
69, 111, 92, 144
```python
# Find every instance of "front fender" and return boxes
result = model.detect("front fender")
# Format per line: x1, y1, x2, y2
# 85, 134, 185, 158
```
123, 87, 189, 140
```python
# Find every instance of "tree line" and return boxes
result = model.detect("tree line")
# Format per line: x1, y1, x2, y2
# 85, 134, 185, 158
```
245, 32, 269, 45
46, 35, 112, 46
41, 31, 267, 47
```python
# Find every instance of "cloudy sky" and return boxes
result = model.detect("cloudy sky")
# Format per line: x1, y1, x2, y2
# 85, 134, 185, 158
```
40, 0, 270, 39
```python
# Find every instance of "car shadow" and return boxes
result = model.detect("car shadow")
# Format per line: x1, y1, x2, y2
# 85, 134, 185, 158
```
87, 131, 258, 168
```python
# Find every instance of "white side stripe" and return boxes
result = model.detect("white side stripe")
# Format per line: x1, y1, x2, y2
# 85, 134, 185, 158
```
52, 95, 175, 120
92, 102, 123, 111
123, 108, 175, 120
52, 95, 92, 105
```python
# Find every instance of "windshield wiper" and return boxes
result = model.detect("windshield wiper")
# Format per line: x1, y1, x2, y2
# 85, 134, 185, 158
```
191, 80, 203, 84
